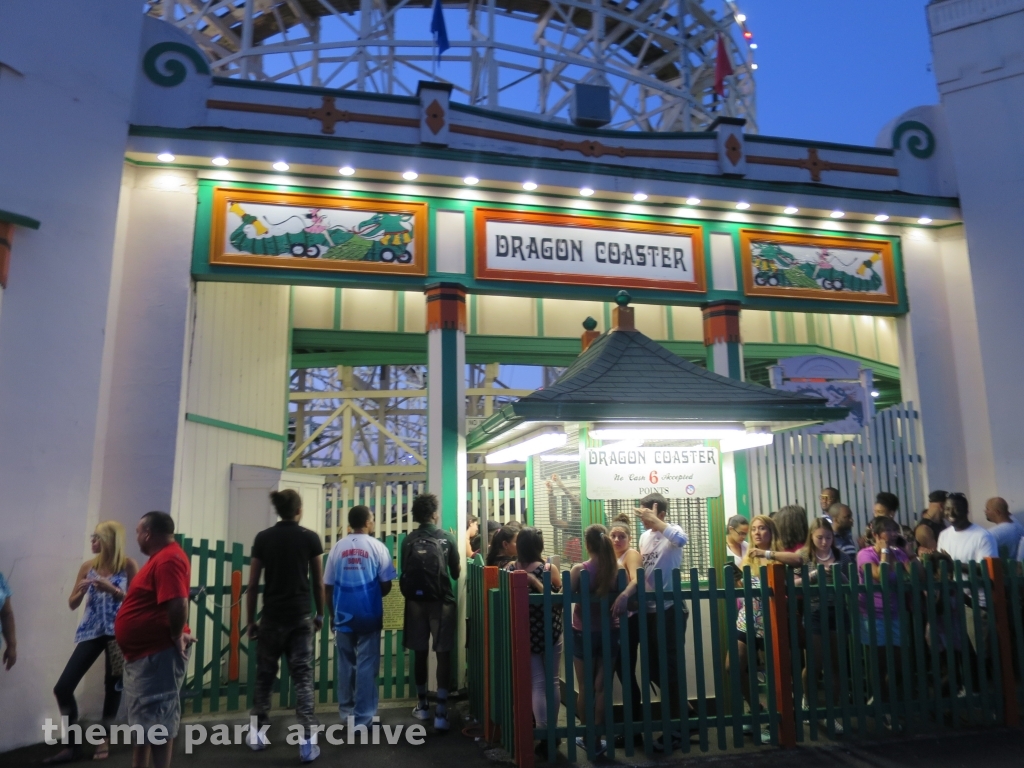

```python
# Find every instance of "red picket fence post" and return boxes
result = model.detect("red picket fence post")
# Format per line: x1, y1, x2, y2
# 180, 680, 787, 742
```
509, 570, 535, 768
482, 565, 501, 742
229, 569, 242, 681
766, 563, 797, 748
985, 557, 1020, 728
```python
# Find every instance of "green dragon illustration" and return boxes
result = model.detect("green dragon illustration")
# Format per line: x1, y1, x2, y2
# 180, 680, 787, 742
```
228, 205, 414, 264
752, 242, 883, 292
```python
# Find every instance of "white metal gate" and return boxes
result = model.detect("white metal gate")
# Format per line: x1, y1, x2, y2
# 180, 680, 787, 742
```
747, 403, 925, 531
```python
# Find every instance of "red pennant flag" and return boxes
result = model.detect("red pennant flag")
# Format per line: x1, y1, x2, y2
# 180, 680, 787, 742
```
714, 33, 734, 96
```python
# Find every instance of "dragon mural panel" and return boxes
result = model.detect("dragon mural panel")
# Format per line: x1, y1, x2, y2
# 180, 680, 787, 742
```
739, 230, 898, 306
209, 188, 427, 275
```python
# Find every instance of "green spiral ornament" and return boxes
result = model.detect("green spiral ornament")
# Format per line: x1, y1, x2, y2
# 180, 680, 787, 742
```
892, 120, 935, 159
143, 42, 211, 87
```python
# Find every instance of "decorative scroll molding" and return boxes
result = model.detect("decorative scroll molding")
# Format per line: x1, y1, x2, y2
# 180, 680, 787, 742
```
143, 42, 210, 87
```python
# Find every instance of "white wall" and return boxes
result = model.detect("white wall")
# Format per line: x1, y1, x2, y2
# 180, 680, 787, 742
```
929, 1, 1024, 512
896, 225, 997, 508
95, 166, 196, 553
170, 282, 291, 544
0, 3, 144, 752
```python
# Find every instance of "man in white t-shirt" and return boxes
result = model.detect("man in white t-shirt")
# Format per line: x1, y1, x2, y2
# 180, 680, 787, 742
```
984, 497, 1024, 558
613, 493, 689, 748
937, 492, 997, 677
324, 506, 397, 729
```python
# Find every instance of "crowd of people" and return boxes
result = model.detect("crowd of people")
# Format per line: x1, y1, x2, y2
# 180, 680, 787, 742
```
2, 482, 1021, 764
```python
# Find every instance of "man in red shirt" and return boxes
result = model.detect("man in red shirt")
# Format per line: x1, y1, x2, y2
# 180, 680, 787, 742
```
114, 512, 192, 768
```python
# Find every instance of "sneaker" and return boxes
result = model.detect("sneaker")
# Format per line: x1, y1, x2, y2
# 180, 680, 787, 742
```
652, 732, 683, 752
882, 714, 893, 731
434, 713, 450, 732
574, 737, 606, 756
412, 703, 431, 720
299, 742, 320, 763
247, 726, 268, 751
832, 719, 844, 735
760, 729, 772, 745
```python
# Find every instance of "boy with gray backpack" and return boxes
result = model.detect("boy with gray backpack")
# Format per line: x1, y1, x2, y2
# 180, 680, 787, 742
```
400, 493, 461, 730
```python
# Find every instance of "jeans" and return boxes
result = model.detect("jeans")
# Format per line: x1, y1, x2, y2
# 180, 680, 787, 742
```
335, 631, 381, 727
252, 617, 318, 735
643, 605, 688, 721
615, 613, 643, 719
54, 635, 121, 736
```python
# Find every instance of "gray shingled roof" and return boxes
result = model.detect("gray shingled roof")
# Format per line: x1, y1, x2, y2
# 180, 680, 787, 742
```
467, 326, 848, 451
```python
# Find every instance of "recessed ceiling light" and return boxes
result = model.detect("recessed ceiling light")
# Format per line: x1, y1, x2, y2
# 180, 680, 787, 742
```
870, 390, 880, 398
402, 170, 418, 181
157, 153, 175, 162
736, 202, 750, 210
874, 214, 890, 222
211, 156, 229, 166
463, 176, 479, 185
633, 192, 648, 201
273, 161, 290, 172
580, 187, 594, 197
830, 210, 845, 218
784, 206, 799, 215
522, 181, 538, 191
685, 197, 701, 205
736, 13, 747, 22
339, 166, 355, 176
918, 216, 933, 224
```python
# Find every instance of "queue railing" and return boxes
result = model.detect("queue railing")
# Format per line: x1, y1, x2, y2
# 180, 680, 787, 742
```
467, 557, 1024, 768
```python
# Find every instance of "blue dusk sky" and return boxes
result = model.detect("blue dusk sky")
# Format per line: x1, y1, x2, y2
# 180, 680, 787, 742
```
736, 1, 938, 145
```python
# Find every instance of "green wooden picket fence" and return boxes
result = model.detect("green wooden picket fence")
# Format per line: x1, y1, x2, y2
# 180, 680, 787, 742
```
174, 532, 415, 714
468, 557, 1024, 768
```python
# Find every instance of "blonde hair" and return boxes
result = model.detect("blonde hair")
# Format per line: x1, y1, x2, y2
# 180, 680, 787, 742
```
92, 520, 127, 575
741, 515, 780, 571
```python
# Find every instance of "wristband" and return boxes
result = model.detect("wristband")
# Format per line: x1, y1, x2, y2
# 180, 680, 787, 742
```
880, 548, 891, 555
766, 551, 773, 561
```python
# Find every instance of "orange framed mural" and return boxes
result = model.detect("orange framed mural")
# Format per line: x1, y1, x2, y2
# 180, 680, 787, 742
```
740, 229, 898, 305
474, 208, 705, 293
209, 187, 428, 276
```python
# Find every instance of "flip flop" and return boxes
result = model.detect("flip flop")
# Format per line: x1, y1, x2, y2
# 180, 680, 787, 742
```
92, 743, 109, 761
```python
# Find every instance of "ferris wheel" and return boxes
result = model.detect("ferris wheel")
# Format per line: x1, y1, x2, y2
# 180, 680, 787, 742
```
144, 0, 757, 133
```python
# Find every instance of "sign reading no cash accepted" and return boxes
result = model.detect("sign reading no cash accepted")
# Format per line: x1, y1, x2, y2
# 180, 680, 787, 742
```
585, 445, 722, 499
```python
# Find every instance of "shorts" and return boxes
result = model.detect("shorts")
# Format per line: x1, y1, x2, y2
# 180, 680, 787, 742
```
403, 600, 457, 653
122, 645, 189, 741
859, 616, 903, 647
571, 628, 620, 660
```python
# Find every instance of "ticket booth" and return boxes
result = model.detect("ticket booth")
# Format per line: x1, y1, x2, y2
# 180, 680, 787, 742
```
467, 294, 848, 572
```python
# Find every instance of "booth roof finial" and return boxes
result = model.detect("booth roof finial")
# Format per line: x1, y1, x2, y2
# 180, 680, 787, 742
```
582, 316, 598, 331
615, 290, 632, 307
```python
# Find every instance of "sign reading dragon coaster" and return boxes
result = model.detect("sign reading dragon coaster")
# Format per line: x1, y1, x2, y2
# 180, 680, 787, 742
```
475, 208, 705, 292
209, 188, 428, 275
584, 445, 722, 499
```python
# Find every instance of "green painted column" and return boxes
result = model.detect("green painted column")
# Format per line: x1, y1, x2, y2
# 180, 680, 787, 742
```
426, 282, 467, 688
701, 300, 750, 571
425, 283, 467, 534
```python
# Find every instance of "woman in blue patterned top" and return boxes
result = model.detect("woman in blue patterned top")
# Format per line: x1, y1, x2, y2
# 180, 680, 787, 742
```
45, 521, 138, 763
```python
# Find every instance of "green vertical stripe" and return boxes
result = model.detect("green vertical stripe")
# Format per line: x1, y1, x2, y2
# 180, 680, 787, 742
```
438, 327, 462, 531
396, 291, 406, 333
333, 288, 342, 330
665, 305, 675, 341
469, 293, 478, 335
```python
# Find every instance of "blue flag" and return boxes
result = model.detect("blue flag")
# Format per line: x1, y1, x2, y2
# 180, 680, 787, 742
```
430, 0, 450, 60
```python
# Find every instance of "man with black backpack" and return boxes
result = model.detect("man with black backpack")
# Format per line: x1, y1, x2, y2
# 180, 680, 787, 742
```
400, 493, 460, 731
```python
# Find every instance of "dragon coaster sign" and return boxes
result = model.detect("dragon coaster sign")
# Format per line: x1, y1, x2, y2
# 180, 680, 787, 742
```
475, 208, 705, 293
209, 188, 427, 275
584, 445, 722, 500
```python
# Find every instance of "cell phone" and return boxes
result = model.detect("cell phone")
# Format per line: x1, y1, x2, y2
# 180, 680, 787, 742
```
547, 555, 561, 569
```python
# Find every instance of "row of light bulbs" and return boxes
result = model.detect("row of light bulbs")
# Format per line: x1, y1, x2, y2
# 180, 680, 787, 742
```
156, 152, 933, 224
